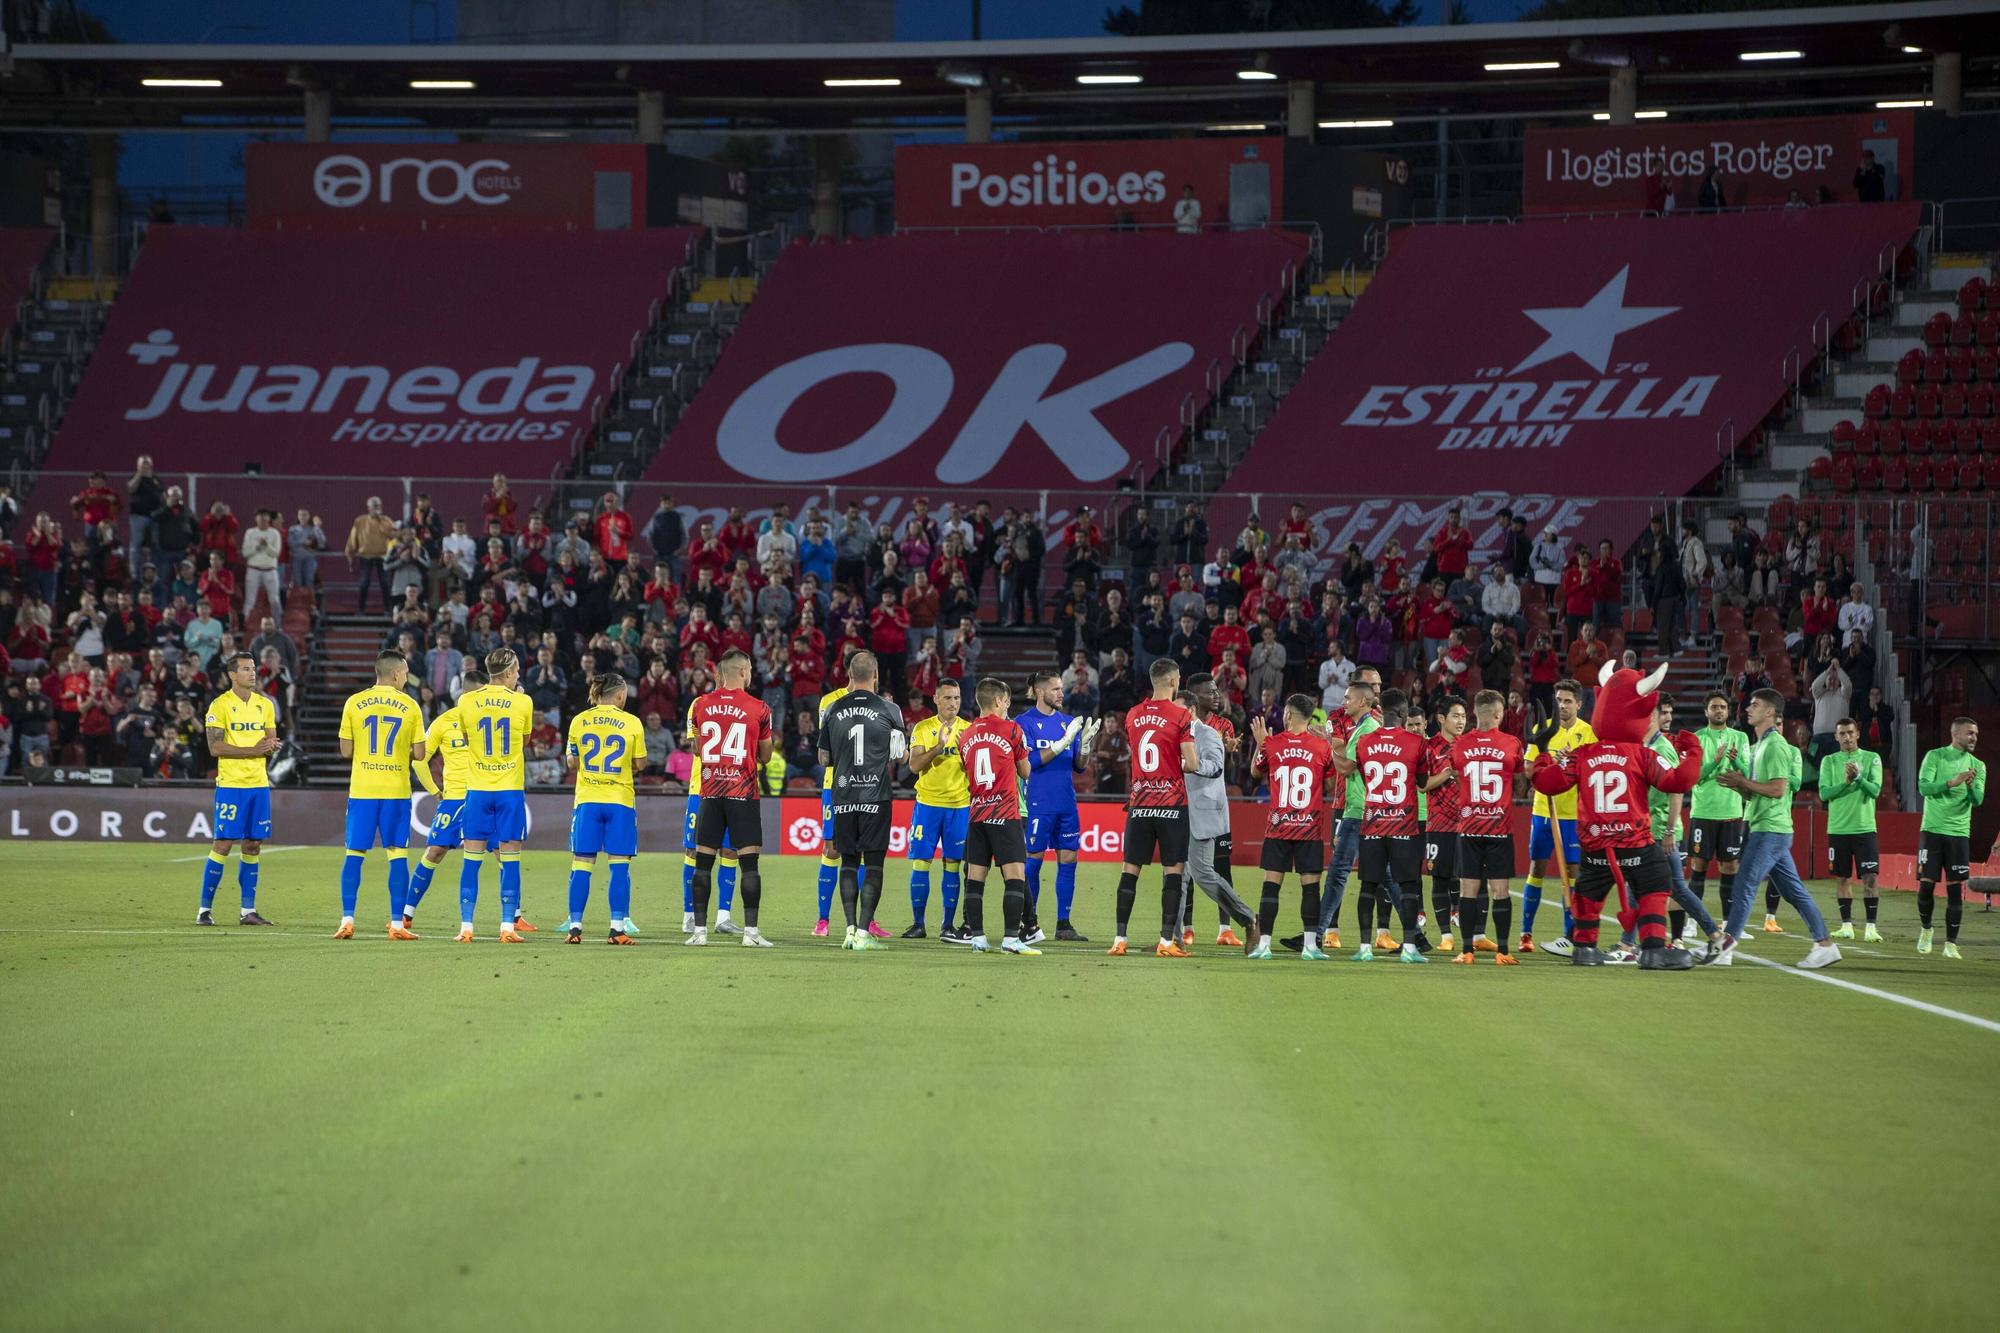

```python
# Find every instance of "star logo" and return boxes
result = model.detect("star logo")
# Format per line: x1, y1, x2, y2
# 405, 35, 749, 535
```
1508, 266, 1679, 375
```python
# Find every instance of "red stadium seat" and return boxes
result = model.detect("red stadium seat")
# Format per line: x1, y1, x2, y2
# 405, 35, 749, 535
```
1831, 459, 1855, 491
1831, 419, 1857, 451
1821, 498, 1851, 529
1716, 604, 1745, 634
1987, 454, 2000, 489
1863, 383, 1890, 418
1905, 417, 1933, 453
1952, 312, 1978, 347
1981, 350, 2000, 382
1960, 276, 1989, 313
1949, 347, 1976, 385
1750, 606, 1782, 635
1856, 420, 1881, 453
1808, 455, 1833, 483
1970, 385, 1994, 418
1915, 384, 1942, 418
1924, 311, 1952, 348
1984, 418, 2000, 452
1954, 419, 1979, 454
1896, 349, 1924, 385
1909, 455, 1936, 490
1978, 312, 2000, 348
1941, 383, 1968, 419
1878, 419, 1905, 455
1767, 496, 1795, 532
1856, 455, 1884, 489
1882, 456, 1908, 490
1923, 349, 1949, 384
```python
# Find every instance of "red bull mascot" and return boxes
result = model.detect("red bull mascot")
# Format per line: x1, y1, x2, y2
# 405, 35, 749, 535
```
1531, 660, 1703, 969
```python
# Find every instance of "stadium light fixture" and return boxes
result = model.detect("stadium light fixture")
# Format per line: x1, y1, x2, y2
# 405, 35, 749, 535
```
1592, 110, 1668, 120
1207, 123, 1267, 131
410, 79, 476, 90
142, 77, 223, 88
1236, 69, 1278, 81
1738, 51, 1803, 62
937, 63, 985, 89
1901, 45, 1923, 54
1319, 119, 1394, 129
1076, 73, 1143, 85
824, 77, 902, 88
1876, 98, 1932, 108
1483, 60, 1560, 72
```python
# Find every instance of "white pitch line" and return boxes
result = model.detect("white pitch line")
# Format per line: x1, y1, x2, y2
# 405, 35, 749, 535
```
1734, 951, 2000, 1034
163, 845, 311, 863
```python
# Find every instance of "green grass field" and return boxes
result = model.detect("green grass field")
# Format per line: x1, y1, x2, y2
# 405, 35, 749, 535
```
3, 844, 1997, 1332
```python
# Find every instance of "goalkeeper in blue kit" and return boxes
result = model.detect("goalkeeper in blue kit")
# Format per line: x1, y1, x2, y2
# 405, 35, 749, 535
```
1014, 669, 1102, 942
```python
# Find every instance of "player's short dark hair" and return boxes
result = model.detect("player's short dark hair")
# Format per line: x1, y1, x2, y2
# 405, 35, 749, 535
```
1835, 717, 1857, 730
975, 677, 1010, 711
1184, 672, 1214, 691
1750, 687, 1786, 714
1951, 714, 1977, 730
1440, 697, 1467, 718
1654, 692, 1674, 710
847, 650, 879, 684
1149, 658, 1180, 684
461, 666, 488, 688
1028, 669, 1060, 691
1284, 692, 1316, 721
1473, 688, 1504, 713
1705, 690, 1731, 707
1175, 689, 1197, 709
1378, 688, 1408, 723
374, 650, 406, 681
718, 648, 751, 673
223, 651, 255, 674
934, 677, 960, 692
484, 648, 518, 678
1554, 678, 1582, 700
588, 672, 627, 704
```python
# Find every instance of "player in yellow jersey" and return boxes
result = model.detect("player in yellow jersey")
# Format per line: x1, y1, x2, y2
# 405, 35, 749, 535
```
404, 665, 485, 930
450, 648, 537, 942
564, 673, 661, 945
334, 651, 427, 939
1521, 677, 1596, 956
679, 709, 741, 936
195, 651, 280, 926
903, 677, 972, 941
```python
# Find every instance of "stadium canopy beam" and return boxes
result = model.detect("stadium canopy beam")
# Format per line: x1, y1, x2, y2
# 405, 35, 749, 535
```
1935, 50, 1963, 115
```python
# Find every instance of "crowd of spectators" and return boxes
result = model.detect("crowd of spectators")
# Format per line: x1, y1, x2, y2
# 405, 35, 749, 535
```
0, 459, 1894, 795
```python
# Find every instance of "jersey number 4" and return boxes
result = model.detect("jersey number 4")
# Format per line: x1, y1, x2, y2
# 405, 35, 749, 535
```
700, 720, 749, 766
971, 747, 996, 787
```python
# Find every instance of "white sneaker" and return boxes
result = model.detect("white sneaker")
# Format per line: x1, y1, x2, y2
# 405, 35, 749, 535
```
681, 911, 696, 934
1680, 920, 1697, 940
1021, 926, 1047, 945
741, 928, 774, 948
1703, 939, 1736, 966
684, 927, 708, 946
715, 916, 744, 936
1799, 942, 1842, 970
969, 935, 991, 952
1605, 946, 1639, 964
1543, 937, 1575, 957
617, 916, 640, 936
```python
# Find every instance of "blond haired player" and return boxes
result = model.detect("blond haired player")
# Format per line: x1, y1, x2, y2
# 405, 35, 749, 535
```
904, 677, 972, 941
404, 665, 484, 930
450, 648, 537, 942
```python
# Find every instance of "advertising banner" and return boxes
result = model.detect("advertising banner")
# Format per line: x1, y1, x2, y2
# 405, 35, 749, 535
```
246, 143, 650, 229
1522, 111, 1915, 213
642, 229, 1304, 533
49, 225, 698, 478
895, 136, 1282, 229
1219, 206, 1918, 568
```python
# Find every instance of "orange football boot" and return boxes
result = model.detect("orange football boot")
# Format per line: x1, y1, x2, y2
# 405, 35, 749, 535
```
331, 921, 354, 940
1495, 953, 1520, 966
1473, 934, 1499, 952
1155, 940, 1190, 958
1325, 929, 1341, 950
1181, 927, 1196, 949
607, 931, 636, 946
1216, 927, 1244, 947
1518, 934, 1536, 953
1106, 939, 1128, 956
1373, 929, 1396, 952
1452, 951, 1476, 965
386, 922, 419, 941
512, 916, 538, 933
499, 927, 526, 943
453, 926, 475, 943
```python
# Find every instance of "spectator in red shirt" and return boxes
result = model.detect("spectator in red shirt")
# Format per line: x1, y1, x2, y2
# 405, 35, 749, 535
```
1527, 631, 1561, 721
197, 551, 237, 622
719, 611, 755, 660
790, 636, 827, 702
718, 507, 758, 563
71, 471, 121, 529
1560, 546, 1595, 640
681, 604, 723, 661
1591, 538, 1624, 633
483, 473, 519, 535
1063, 505, 1105, 589
902, 568, 941, 638
1416, 576, 1458, 663
198, 501, 241, 575
1279, 501, 1312, 549
685, 520, 729, 584
24, 512, 63, 606
1376, 538, 1407, 596
593, 492, 634, 570
1208, 604, 1251, 667
1799, 577, 1837, 638
869, 591, 912, 697
1566, 620, 1610, 686
1433, 505, 1474, 581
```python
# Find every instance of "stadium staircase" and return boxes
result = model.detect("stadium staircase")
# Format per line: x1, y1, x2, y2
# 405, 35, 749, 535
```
293, 612, 390, 788
1, 272, 110, 496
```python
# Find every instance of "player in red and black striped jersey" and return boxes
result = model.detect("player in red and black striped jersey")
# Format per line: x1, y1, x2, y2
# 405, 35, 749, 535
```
958, 677, 1041, 956
1353, 688, 1431, 961
1112, 658, 1200, 957
1448, 689, 1528, 963
1248, 694, 1336, 960
1422, 697, 1467, 952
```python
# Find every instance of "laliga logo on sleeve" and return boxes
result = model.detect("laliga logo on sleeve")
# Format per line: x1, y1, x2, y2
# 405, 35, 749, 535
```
313, 153, 518, 209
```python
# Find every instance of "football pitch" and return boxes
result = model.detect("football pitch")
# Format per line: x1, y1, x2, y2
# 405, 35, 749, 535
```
3, 845, 1996, 1333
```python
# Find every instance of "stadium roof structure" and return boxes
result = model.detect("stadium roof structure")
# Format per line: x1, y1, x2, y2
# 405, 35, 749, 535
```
2, 0, 1995, 136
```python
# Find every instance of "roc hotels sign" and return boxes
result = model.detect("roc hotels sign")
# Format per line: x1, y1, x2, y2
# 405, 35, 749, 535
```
895, 136, 1283, 228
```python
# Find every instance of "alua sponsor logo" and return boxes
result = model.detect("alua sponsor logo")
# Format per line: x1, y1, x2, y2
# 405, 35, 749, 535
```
1342, 267, 1717, 450
121, 329, 595, 446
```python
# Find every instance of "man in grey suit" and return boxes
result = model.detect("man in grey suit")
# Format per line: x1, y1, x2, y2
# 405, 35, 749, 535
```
1180, 687, 1257, 951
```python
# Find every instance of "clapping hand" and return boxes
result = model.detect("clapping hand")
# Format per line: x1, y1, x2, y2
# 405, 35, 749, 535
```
1079, 717, 1102, 752
1249, 716, 1270, 745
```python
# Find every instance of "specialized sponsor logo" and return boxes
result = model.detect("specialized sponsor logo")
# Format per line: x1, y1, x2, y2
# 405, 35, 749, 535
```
120, 329, 592, 447
1340, 268, 1713, 452
948, 155, 1167, 210
714, 341, 1191, 483
313, 153, 521, 209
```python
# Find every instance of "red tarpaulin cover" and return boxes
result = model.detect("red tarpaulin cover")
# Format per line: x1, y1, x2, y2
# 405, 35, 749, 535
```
1218, 205, 1918, 566
50, 225, 699, 481
642, 229, 1307, 527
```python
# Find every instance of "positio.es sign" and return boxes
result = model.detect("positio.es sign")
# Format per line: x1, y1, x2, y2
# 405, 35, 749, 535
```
895, 137, 1283, 228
